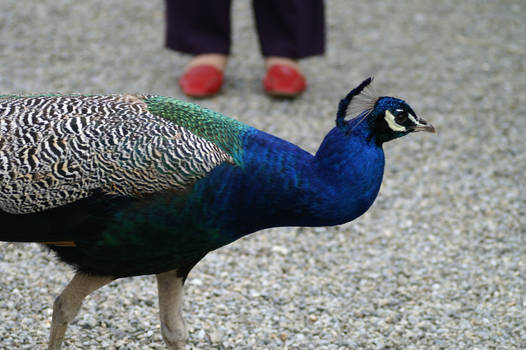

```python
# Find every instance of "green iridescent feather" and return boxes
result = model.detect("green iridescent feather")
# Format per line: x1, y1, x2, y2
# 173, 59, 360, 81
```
143, 96, 252, 166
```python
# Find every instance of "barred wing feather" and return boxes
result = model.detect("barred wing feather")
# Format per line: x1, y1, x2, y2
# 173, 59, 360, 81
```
0, 95, 234, 214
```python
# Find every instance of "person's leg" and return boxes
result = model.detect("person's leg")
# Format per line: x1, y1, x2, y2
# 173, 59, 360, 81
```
165, 0, 232, 57
253, 0, 325, 96
165, 0, 231, 96
253, 0, 325, 60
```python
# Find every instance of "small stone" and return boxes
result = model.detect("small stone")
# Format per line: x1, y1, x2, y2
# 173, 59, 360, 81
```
196, 329, 205, 340
208, 331, 221, 343
189, 278, 203, 286
271, 245, 289, 255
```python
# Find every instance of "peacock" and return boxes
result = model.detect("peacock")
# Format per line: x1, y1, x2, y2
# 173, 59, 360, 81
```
0, 78, 434, 349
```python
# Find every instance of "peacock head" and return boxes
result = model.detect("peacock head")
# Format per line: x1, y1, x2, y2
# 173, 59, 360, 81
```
336, 77, 435, 144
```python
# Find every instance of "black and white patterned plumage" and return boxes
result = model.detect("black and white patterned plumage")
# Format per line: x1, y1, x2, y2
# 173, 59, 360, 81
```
0, 94, 233, 214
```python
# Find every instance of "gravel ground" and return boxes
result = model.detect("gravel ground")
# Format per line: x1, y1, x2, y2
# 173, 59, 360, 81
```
0, 0, 524, 349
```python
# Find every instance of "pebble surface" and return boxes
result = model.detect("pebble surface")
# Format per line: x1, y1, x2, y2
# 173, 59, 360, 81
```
0, 0, 524, 349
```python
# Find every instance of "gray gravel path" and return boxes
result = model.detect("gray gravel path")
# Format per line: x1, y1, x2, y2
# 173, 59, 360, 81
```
0, 0, 525, 349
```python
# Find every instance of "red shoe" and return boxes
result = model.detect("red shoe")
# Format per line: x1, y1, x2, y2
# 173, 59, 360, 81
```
179, 65, 223, 97
263, 64, 307, 97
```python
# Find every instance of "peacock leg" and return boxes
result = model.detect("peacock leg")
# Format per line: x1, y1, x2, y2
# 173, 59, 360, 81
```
156, 270, 187, 350
48, 273, 113, 350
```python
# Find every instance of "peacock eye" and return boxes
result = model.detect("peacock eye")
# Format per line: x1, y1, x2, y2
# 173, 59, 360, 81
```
394, 109, 408, 123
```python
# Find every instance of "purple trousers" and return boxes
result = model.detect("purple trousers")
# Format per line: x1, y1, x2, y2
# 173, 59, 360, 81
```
164, 0, 325, 59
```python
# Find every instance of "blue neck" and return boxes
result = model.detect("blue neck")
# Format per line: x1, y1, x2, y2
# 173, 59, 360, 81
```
188, 121, 385, 238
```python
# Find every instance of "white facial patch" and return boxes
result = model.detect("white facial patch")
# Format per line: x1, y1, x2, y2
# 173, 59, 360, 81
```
384, 110, 407, 132
408, 113, 419, 125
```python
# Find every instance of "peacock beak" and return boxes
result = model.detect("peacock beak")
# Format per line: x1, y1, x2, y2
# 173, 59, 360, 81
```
412, 117, 435, 133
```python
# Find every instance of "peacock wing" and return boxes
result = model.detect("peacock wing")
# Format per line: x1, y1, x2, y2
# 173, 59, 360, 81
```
0, 94, 234, 215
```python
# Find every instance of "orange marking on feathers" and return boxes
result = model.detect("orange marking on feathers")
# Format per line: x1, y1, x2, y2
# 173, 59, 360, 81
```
42, 241, 77, 247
